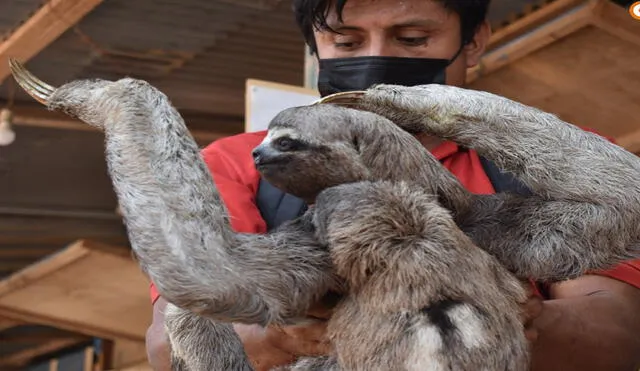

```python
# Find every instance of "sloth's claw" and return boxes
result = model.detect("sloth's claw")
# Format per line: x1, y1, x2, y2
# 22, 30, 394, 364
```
314, 91, 366, 107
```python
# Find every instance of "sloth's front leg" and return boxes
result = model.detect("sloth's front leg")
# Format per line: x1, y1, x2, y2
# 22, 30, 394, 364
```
321, 83, 640, 203
9, 61, 337, 327
50, 78, 337, 324
320, 84, 640, 281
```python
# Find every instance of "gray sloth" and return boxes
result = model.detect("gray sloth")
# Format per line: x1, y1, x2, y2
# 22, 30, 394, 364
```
10, 60, 640, 371
319, 84, 640, 281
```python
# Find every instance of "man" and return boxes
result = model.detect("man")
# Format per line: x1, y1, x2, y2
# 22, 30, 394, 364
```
146, 1, 640, 370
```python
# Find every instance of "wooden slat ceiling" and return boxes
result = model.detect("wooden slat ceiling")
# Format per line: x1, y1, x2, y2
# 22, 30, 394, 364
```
0, 0, 305, 123
471, 24, 640, 137
0, 0, 638, 369
467, 0, 640, 152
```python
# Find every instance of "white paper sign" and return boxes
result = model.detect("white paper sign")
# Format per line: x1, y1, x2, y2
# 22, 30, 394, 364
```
245, 79, 319, 133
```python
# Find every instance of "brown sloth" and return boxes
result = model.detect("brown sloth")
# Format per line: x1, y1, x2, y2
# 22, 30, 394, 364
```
10, 60, 640, 370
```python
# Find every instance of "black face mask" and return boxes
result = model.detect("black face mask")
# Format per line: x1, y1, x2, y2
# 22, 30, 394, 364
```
316, 46, 464, 97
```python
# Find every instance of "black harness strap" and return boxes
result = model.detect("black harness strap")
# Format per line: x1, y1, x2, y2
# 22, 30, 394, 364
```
479, 156, 532, 196
256, 180, 308, 231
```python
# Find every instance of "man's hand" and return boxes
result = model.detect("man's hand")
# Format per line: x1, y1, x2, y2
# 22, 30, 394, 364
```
235, 297, 334, 371
235, 320, 331, 371
234, 294, 335, 370
146, 297, 173, 371
520, 281, 544, 343
530, 274, 640, 371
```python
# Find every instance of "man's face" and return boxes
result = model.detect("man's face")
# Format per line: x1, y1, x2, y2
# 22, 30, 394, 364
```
313, 0, 491, 87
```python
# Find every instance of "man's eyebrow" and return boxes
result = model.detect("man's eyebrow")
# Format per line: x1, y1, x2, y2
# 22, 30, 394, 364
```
323, 20, 360, 32
393, 19, 441, 28
323, 18, 441, 32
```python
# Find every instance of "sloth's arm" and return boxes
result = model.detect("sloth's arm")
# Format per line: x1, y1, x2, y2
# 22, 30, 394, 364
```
351, 84, 640, 205
47, 78, 336, 326
344, 84, 640, 281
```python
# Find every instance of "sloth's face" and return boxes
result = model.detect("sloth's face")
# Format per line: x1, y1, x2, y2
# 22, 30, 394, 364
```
253, 105, 371, 203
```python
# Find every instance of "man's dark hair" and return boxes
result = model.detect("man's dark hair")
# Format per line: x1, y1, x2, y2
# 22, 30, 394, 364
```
292, 0, 491, 54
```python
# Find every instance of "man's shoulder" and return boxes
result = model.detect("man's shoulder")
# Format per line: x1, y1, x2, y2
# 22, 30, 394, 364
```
203, 130, 268, 152
201, 130, 267, 163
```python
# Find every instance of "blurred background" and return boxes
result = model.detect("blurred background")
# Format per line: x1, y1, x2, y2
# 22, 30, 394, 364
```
0, 0, 638, 369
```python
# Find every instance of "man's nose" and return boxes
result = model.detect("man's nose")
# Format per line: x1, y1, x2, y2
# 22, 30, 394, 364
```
361, 37, 396, 57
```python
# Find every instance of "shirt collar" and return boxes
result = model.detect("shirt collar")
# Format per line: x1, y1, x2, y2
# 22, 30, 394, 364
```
430, 140, 462, 161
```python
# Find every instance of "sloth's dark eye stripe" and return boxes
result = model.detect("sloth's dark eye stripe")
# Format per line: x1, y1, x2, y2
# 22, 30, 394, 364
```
274, 137, 308, 152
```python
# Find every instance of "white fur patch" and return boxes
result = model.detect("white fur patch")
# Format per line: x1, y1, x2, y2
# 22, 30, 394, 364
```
447, 304, 485, 349
263, 127, 300, 145
405, 324, 447, 371
260, 132, 273, 145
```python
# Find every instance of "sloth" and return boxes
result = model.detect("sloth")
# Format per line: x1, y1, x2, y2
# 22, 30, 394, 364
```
317, 84, 640, 281
10, 61, 640, 370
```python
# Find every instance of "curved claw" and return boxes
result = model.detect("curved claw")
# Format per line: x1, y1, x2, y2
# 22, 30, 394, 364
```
313, 91, 366, 107
8, 58, 57, 105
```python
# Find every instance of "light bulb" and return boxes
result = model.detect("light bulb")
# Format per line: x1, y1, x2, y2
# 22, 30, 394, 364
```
0, 108, 15, 146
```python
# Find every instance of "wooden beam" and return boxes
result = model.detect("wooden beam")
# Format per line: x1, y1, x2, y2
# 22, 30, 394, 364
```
0, 260, 42, 272
487, 0, 587, 50
0, 247, 63, 259
0, 239, 151, 342
0, 305, 147, 342
0, 205, 121, 220
467, 1, 596, 83
0, 332, 88, 344
0, 337, 83, 367
590, 0, 640, 48
0, 317, 22, 331
0, 0, 105, 84
0, 214, 129, 247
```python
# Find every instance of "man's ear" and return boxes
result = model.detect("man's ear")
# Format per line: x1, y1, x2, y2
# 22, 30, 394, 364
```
464, 20, 492, 68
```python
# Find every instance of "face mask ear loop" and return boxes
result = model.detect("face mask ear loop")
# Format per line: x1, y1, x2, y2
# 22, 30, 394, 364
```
445, 36, 471, 67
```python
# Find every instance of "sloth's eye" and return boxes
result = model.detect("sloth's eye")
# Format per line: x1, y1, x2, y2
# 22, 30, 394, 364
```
274, 137, 303, 152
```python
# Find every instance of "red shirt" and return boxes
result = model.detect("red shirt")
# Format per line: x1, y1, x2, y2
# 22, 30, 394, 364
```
149, 130, 640, 304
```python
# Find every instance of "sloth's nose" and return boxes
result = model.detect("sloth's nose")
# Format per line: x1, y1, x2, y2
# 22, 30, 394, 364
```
251, 146, 264, 163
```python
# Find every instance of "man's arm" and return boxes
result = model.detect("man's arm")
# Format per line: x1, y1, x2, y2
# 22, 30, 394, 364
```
146, 297, 172, 371
531, 274, 640, 371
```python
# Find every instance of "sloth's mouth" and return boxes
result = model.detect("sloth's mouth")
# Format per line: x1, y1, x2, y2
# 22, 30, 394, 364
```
254, 155, 288, 169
